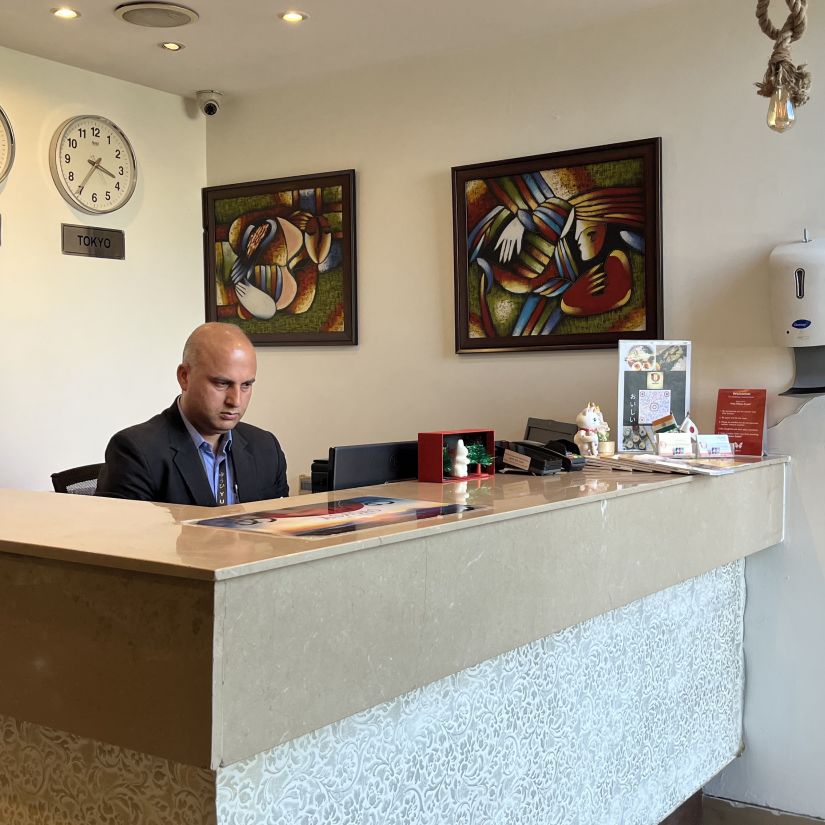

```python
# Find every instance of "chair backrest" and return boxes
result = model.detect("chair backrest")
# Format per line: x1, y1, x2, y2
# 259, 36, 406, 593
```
51, 463, 104, 495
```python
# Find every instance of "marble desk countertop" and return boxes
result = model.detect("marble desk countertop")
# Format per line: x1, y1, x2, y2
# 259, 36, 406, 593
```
0, 456, 788, 581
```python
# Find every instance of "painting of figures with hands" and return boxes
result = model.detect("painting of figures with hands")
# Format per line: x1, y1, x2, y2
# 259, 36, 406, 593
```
204, 170, 357, 345
452, 139, 662, 353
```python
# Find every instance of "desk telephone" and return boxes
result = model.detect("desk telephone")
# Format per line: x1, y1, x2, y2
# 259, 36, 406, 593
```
497, 438, 585, 475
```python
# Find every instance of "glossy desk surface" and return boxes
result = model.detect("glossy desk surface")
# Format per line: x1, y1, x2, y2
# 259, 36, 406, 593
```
0, 457, 787, 581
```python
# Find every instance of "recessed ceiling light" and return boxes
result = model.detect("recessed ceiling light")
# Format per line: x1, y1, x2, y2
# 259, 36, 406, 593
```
160, 41, 184, 50
115, 3, 198, 28
279, 10, 308, 23
52, 7, 80, 19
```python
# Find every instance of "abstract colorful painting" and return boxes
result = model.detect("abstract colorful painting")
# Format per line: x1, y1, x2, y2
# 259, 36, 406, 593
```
203, 170, 357, 345
452, 139, 662, 353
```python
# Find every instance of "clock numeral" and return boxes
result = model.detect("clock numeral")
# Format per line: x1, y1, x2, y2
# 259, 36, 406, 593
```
91, 127, 100, 138
105, 191, 111, 201
64, 153, 71, 164
67, 138, 77, 149
118, 166, 124, 176
115, 150, 121, 159
92, 193, 98, 204
77, 128, 86, 138
68, 172, 74, 182
115, 182, 121, 191
107, 135, 112, 144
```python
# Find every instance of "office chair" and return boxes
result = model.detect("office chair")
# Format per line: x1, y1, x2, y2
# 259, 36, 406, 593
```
50, 463, 104, 495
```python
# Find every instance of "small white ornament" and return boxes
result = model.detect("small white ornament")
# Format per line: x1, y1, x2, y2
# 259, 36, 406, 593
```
573, 402, 601, 457
452, 438, 469, 478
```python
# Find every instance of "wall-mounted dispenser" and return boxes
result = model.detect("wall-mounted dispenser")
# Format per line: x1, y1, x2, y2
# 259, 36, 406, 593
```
770, 229, 825, 395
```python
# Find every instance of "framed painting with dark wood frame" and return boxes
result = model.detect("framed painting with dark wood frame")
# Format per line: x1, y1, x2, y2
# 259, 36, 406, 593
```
452, 138, 662, 353
203, 169, 357, 345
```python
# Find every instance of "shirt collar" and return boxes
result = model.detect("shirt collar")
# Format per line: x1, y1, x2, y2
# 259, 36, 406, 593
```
177, 397, 232, 456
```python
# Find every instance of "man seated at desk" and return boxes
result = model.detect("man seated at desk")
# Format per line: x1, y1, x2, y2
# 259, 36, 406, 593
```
97, 322, 288, 505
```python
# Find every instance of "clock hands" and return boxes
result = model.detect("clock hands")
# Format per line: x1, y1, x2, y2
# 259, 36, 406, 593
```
76, 156, 117, 195
95, 161, 116, 179
76, 157, 101, 195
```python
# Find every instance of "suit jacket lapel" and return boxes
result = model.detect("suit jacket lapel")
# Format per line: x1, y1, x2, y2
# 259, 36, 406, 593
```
166, 403, 216, 506
230, 428, 257, 503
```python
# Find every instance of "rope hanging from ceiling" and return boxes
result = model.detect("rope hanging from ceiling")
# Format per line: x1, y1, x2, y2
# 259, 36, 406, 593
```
755, 0, 811, 107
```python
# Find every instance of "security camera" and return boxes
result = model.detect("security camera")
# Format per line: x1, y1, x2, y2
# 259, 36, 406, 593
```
196, 90, 223, 117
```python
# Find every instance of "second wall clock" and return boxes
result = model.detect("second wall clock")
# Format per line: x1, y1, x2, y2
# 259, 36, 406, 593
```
0, 105, 15, 184
49, 115, 137, 214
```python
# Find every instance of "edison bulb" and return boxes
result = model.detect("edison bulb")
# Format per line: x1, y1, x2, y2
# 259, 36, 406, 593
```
767, 84, 795, 132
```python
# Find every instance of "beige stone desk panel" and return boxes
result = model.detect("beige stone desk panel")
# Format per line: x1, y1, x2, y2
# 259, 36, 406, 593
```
215, 461, 785, 764
0, 459, 786, 770
0, 552, 214, 766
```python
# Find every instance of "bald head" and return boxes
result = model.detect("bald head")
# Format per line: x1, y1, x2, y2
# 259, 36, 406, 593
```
177, 323, 257, 447
182, 322, 255, 369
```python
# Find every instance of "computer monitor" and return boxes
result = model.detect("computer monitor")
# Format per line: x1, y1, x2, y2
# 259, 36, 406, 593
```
523, 417, 577, 444
327, 441, 419, 491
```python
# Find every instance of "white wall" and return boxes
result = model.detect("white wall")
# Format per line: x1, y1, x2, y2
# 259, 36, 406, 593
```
206, 0, 818, 489
0, 46, 206, 491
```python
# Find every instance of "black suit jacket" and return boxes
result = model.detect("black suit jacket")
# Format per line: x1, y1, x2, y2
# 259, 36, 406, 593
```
96, 401, 288, 505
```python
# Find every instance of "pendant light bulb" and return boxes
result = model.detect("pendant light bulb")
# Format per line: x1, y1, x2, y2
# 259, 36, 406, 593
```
767, 80, 795, 132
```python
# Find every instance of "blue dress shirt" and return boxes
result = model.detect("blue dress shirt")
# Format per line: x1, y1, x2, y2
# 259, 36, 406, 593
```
178, 400, 237, 505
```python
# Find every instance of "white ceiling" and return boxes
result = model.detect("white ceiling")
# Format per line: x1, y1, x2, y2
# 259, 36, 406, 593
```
0, 0, 680, 98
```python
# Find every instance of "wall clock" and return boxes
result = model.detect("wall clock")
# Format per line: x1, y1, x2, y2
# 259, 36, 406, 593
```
0, 105, 15, 184
49, 115, 137, 214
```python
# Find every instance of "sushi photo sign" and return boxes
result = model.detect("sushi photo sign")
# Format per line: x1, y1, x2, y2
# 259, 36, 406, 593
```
617, 340, 692, 453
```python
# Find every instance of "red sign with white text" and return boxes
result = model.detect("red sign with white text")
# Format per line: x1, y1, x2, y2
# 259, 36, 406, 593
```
714, 389, 767, 456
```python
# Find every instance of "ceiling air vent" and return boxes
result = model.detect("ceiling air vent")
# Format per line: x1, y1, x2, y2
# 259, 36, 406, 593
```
114, 3, 199, 28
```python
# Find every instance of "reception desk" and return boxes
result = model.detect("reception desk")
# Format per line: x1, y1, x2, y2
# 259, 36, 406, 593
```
0, 459, 786, 824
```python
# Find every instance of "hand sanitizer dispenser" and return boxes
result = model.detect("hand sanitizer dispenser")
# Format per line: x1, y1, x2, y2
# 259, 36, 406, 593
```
770, 229, 825, 395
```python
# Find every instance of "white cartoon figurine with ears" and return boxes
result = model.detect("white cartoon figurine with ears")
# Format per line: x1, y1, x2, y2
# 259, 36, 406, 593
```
574, 402, 601, 457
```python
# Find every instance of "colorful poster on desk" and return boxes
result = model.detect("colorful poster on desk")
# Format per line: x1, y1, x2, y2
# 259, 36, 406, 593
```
714, 389, 767, 456
617, 340, 691, 452
186, 496, 482, 540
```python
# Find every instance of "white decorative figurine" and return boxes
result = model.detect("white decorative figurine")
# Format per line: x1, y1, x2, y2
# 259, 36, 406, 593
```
574, 403, 601, 457
451, 438, 470, 478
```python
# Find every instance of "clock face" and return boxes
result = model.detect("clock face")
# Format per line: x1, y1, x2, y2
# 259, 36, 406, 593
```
49, 115, 137, 214
0, 105, 15, 184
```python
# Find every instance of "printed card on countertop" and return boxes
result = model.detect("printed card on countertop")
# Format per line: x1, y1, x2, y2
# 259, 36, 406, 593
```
656, 432, 694, 458
697, 434, 734, 458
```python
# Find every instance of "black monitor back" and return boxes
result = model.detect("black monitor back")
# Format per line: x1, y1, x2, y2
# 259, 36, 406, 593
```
328, 441, 419, 491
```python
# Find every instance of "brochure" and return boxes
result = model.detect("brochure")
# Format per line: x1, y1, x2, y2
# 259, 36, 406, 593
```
617, 340, 692, 453
586, 453, 741, 475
